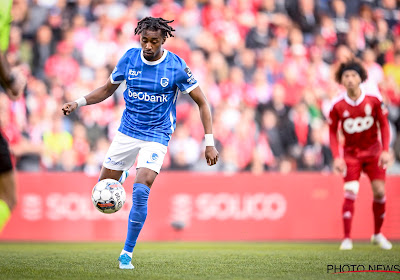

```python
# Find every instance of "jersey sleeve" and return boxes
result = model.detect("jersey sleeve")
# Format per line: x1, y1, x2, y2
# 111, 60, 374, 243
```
328, 105, 341, 158
110, 50, 130, 84
0, 0, 12, 52
376, 99, 390, 151
176, 59, 199, 94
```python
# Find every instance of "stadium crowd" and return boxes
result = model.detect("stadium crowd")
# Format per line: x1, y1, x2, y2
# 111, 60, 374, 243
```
1, 0, 400, 174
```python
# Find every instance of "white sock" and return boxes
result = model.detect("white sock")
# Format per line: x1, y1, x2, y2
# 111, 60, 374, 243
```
120, 249, 132, 258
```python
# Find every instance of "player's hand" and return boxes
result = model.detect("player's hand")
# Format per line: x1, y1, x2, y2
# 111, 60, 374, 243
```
205, 146, 219, 166
333, 157, 346, 175
62, 101, 78, 116
378, 151, 390, 169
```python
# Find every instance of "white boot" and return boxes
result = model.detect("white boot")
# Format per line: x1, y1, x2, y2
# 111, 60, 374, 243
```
371, 233, 392, 250
339, 238, 353, 250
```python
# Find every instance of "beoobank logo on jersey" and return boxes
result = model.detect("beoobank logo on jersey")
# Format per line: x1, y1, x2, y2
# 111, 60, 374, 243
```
160, 77, 169, 87
128, 89, 168, 103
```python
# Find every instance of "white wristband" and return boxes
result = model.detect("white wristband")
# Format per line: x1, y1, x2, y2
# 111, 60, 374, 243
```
205, 134, 214, 146
75, 97, 87, 108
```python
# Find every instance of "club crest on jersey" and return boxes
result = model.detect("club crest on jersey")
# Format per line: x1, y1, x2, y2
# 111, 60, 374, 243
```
364, 104, 372, 116
343, 110, 350, 118
160, 77, 169, 87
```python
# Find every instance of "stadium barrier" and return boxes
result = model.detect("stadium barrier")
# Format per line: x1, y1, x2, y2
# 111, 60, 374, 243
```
1, 172, 399, 241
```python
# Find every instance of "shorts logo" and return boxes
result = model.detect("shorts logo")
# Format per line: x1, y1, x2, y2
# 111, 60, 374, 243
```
105, 157, 125, 166
146, 153, 159, 164
160, 77, 169, 87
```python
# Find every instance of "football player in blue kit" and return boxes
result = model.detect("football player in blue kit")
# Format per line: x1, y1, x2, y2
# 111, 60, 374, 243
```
62, 17, 219, 269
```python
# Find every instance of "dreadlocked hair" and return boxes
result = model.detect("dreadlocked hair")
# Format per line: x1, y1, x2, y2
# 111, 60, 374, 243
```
134, 17, 175, 38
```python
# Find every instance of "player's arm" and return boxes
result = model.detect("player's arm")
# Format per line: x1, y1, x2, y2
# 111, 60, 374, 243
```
328, 107, 345, 174
189, 86, 219, 166
63, 49, 129, 115
0, 51, 26, 100
376, 101, 390, 168
62, 78, 119, 116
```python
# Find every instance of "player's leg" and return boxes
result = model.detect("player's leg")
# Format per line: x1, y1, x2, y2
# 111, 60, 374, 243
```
100, 133, 142, 269
0, 170, 16, 232
98, 166, 123, 181
371, 180, 385, 234
118, 170, 129, 184
340, 181, 358, 250
119, 168, 156, 269
370, 180, 391, 249
119, 167, 156, 259
340, 156, 361, 250
98, 167, 129, 184
119, 141, 167, 269
364, 158, 392, 249
0, 133, 16, 232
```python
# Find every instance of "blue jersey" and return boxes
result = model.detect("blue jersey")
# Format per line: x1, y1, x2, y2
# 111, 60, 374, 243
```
110, 48, 198, 146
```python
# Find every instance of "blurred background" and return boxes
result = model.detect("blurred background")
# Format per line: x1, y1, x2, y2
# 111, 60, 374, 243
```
2, 0, 400, 175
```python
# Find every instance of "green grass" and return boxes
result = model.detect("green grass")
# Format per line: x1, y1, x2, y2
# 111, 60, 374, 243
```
0, 242, 399, 280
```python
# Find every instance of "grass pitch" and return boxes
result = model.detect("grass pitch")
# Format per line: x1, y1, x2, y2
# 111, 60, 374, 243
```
0, 242, 399, 280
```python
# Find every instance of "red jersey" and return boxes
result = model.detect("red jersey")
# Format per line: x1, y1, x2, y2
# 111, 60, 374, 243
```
328, 90, 389, 158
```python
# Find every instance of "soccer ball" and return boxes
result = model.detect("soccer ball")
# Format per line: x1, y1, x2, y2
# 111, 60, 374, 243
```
91, 179, 126, 214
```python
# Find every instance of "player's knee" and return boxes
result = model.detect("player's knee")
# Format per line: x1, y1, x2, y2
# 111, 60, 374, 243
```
373, 190, 385, 200
132, 183, 150, 204
132, 185, 149, 198
0, 191, 17, 211
5, 193, 17, 211
135, 171, 156, 188
344, 181, 359, 195
371, 180, 385, 199
144, 180, 153, 188
9, 197, 17, 211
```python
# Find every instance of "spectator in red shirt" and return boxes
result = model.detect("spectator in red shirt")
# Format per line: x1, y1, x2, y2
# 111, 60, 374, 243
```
44, 41, 80, 87
151, 0, 181, 23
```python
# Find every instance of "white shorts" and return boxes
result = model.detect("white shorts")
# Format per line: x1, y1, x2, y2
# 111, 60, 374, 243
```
103, 132, 167, 174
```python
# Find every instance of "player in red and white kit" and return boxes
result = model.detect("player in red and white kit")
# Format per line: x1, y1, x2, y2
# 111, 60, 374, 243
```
328, 59, 392, 250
